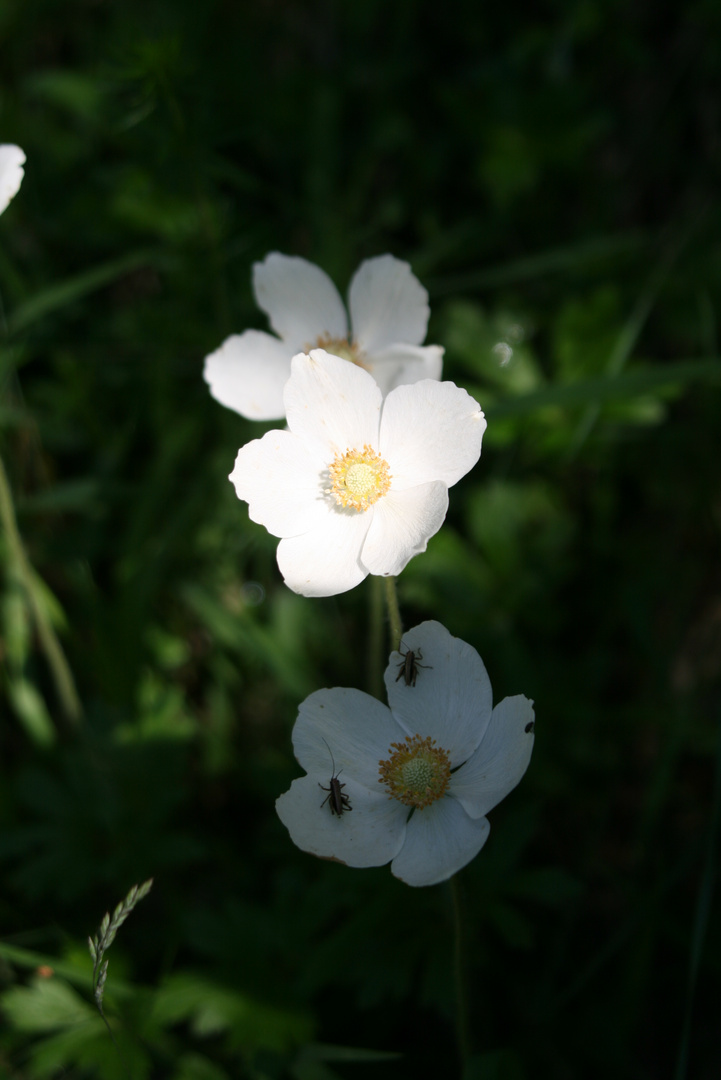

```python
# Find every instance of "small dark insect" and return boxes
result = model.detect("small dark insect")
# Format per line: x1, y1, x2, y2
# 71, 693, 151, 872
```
395, 642, 432, 687
319, 739, 352, 817
525, 721, 535, 734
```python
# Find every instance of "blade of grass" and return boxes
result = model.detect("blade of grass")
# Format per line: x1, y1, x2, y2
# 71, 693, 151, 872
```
425, 231, 647, 296
0, 455, 81, 724
476, 357, 721, 420
567, 207, 710, 457
6, 248, 160, 336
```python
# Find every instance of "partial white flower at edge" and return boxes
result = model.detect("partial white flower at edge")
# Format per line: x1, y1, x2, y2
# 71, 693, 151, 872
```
276, 621, 535, 887
229, 349, 485, 597
204, 252, 444, 420
0, 145, 25, 216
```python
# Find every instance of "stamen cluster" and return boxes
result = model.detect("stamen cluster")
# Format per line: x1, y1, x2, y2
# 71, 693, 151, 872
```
313, 333, 367, 369
328, 444, 392, 512
378, 733, 452, 809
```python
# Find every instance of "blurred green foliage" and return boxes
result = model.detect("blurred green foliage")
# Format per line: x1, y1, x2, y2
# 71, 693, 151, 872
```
1, 0, 720, 1078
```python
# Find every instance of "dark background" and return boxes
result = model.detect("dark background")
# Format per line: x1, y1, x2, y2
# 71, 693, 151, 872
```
1, 1, 720, 1077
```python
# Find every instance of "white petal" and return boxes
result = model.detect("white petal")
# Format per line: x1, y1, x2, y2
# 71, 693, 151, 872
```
385, 621, 493, 764
203, 330, 291, 420
390, 798, 491, 887
276, 776, 407, 868
367, 344, 444, 395
349, 255, 430, 352
360, 483, 448, 578
450, 696, 535, 820
229, 430, 328, 537
0, 144, 25, 215
380, 380, 486, 489
276, 504, 371, 596
284, 350, 382, 459
292, 686, 404, 790
253, 253, 347, 352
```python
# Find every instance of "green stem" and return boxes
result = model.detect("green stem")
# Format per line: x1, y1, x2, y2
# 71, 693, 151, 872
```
383, 575, 403, 653
0, 455, 82, 723
367, 574, 384, 700
450, 873, 472, 1071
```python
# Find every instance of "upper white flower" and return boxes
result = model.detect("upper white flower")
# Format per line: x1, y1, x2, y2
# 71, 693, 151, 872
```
204, 252, 444, 420
229, 350, 485, 597
276, 621, 536, 887
0, 145, 25, 216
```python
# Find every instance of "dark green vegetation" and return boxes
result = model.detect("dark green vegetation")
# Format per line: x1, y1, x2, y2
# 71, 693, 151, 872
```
1, 1, 720, 1077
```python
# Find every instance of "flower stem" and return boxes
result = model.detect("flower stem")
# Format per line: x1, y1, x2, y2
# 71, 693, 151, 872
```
367, 574, 384, 700
450, 873, 472, 1070
383, 575, 403, 652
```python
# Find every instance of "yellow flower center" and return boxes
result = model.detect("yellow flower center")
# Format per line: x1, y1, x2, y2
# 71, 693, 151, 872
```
378, 734, 452, 809
328, 444, 392, 512
314, 333, 369, 370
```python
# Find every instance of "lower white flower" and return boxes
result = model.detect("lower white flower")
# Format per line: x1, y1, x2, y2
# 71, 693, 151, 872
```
204, 252, 443, 420
229, 349, 485, 597
276, 621, 535, 887
0, 145, 25, 216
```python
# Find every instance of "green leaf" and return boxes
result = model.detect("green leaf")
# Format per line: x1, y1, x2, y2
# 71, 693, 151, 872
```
2, 975, 96, 1032
6, 678, 57, 747
152, 973, 312, 1053
173, 1054, 231, 1080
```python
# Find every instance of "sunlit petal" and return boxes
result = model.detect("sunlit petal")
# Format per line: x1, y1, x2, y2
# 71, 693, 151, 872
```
349, 255, 430, 351
203, 330, 291, 420
253, 252, 347, 351
0, 144, 25, 215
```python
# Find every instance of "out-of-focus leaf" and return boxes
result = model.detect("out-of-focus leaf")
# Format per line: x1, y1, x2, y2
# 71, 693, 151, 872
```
7, 678, 57, 747
181, 582, 315, 699
152, 972, 312, 1053
24, 1023, 151, 1080
2, 975, 95, 1031
26, 69, 106, 124
0, 942, 130, 997
441, 299, 542, 393
173, 1054, 231, 1080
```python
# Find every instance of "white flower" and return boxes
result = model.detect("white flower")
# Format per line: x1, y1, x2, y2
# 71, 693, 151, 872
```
229, 350, 485, 597
204, 252, 444, 420
276, 621, 535, 887
0, 145, 25, 216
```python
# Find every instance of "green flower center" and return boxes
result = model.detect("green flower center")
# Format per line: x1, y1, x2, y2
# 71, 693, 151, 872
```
378, 734, 451, 809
